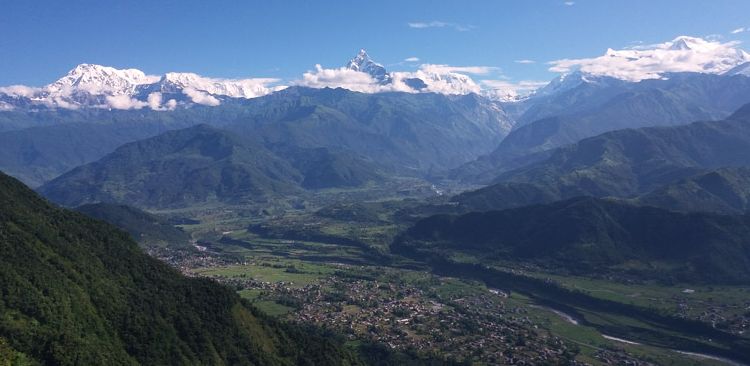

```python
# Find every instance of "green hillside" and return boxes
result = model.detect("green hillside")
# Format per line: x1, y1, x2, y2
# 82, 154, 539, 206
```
399, 197, 750, 283
39, 125, 304, 208
76, 203, 192, 248
0, 171, 360, 365
454, 104, 750, 212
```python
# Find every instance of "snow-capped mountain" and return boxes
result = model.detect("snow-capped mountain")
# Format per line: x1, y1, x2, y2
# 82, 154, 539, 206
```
48, 64, 159, 95
5, 36, 750, 111
724, 62, 750, 77
549, 36, 750, 82
346, 49, 391, 84
409, 67, 481, 95
529, 71, 623, 98
0, 64, 283, 110
143, 72, 284, 98
340, 49, 486, 96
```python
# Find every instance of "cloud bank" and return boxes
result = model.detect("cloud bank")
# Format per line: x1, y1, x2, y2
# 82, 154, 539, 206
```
549, 36, 750, 81
105, 95, 147, 110
296, 63, 495, 95
183, 87, 221, 106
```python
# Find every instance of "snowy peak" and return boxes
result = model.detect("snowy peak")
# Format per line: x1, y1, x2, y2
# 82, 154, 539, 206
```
346, 49, 391, 84
0, 64, 283, 110
549, 36, 750, 82
48, 64, 158, 95
531, 71, 590, 97
153, 72, 283, 98
668, 37, 694, 51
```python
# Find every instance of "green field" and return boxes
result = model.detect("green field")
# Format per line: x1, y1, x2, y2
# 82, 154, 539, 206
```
171, 196, 750, 365
196, 260, 337, 287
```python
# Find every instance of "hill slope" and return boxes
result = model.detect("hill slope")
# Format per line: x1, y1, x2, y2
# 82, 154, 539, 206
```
38, 125, 304, 208
0, 171, 360, 365
634, 167, 750, 214
0, 121, 185, 187
454, 104, 750, 212
398, 197, 750, 283
76, 203, 192, 248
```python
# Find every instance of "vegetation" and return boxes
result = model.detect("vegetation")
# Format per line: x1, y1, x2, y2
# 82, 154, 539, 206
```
39, 124, 304, 208
0, 172, 362, 365
635, 167, 750, 214
399, 197, 750, 283
454, 104, 750, 211
76, 203, 192, 248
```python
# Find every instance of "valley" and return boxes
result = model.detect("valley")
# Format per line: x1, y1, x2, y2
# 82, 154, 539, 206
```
3, 11, 750, 364
132, 183, 750, 365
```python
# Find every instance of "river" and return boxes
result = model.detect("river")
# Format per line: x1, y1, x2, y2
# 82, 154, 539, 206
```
536, 303, 748, 366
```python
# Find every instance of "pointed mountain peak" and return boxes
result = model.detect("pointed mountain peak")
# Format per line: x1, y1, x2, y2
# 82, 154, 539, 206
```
347, 49, 375, 70
346, 49, 391, 84
669, 37, 693, 51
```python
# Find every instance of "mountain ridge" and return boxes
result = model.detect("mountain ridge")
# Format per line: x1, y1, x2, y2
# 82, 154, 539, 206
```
398, 196, 750, 283
452, 103, 750, 212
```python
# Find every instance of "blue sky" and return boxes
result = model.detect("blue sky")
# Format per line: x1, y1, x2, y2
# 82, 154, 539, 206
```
1, 0, 750, 86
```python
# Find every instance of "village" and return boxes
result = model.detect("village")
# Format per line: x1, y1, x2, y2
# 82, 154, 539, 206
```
217, 271, 578, 364
146, 245, 738, 365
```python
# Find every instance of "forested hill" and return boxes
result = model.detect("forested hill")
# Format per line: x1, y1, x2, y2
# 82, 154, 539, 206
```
0, 171, 361, 365
397, 197, 750, 283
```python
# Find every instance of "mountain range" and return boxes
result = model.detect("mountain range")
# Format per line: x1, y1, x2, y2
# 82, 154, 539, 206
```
453, 72, 750, 182
3, 47, 750, 188
0, 85, 512, 188
0, 49, 493, 112
39, 125, 305, 208
0, 63, 284, 111
3, 47, 750, 211
453, 103, 750, 213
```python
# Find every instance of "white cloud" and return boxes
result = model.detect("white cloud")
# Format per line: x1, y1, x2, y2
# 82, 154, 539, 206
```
514, 59, 536, 64
146, 92, 177, 111
296, 63, 496, 95
147, 92, 163, 110
105, 95, 148, 110
161, 73, 282, 99
297, 64, 390, 93
46, 94, 79, 109
418, 64, 497, 75
481, 79, 548, 91
404, 57, 420, 62
408, 21, 474, 32
403, 67, 482, 95
0, 101, 14, 111
164, 99, 177, 110
0, 85, 41, 97
481, 79, 548, 100
564, 1, 575, 5
183, 87, 220, 106
548, 36, 750, 81
731, 27, 746, 34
